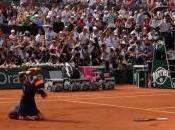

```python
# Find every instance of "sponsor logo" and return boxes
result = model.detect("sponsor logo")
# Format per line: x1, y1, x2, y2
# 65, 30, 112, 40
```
0, 72, 43, 86
0, 72, 19, 85
152, 67, 169, 85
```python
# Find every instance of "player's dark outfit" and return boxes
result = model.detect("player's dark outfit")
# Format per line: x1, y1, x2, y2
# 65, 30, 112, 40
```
18, 80, 40, 116
9, 79, 45, 119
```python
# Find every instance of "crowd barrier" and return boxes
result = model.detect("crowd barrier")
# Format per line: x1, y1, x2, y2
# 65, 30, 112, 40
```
0, 68, 50, 89
0, 65, 134, 89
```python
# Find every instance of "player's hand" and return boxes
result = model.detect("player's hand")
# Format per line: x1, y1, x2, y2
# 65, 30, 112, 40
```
41, 91, 47, 99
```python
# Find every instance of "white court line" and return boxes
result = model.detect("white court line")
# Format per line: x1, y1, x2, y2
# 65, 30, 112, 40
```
59, 93, 173, 100
49, 91, 175, 99
0, 101, 18, 104
1, 97, 175, 115
36, 98, 175, 114
0, 94, 172, 103
0, 97, 18, 100
147, 106, 175, 110
0, 93, 110, 100
0, 93, 116, 100
58, 99, 175, 114
1, 91, 175, 100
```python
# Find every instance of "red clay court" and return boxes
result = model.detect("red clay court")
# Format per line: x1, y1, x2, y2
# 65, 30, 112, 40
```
1, 85, 175, 130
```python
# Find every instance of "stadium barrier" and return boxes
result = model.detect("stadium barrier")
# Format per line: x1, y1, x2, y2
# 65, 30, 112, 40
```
0, 68, 50, 89
113, 68, 133, 84
0, 64, 134, 89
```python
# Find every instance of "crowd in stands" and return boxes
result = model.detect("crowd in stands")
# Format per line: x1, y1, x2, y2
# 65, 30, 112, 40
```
0, 0, 175, 70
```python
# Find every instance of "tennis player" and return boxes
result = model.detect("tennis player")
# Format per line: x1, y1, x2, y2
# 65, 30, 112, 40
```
8, 68, 47, 120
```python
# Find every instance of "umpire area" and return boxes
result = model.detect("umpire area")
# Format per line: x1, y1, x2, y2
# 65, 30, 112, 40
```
1, 85, 175, 130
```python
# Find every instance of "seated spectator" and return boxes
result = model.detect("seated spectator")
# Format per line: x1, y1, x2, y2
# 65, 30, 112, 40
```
0, 0, 174, 68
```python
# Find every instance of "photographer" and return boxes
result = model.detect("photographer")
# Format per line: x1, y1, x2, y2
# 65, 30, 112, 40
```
70, 45, 82, 66
90, 41, 102, 66
81, 44, 90, 66
101, 43, 110, 72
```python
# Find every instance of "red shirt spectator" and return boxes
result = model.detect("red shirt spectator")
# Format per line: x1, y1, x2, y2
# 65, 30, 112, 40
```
143, 17, 150, 30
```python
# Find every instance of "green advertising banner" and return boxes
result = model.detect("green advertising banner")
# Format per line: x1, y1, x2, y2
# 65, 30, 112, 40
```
152, 40, 172, 88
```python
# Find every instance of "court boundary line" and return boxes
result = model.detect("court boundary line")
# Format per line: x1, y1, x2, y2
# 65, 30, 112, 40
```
58, 99, 175, 115
2, 99, 175, 114
0, 91, 175, 100
35, 98, 175, 115
54, 93, 173, 100
0, 93, 173, 102
1, 95, 175, 115
147, 106, 175, 110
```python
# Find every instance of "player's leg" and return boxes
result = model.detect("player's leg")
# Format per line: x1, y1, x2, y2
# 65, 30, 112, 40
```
8, 106, 19, 120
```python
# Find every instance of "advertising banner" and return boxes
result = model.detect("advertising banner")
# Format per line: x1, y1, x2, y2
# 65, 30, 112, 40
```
152, 40, 172, 88
0, 68, 51, 89
0, 65, 126, 89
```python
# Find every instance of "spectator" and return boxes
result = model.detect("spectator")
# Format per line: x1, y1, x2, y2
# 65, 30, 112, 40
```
0, 0, 174, 69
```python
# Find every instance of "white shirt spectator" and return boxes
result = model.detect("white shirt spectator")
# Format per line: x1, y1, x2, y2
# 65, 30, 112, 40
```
0, 38, 3, 47
101, 48, 110, 61
136, 12, 144, 27
0, 14, 4, 25
93, 11, 100, 20
130, 30, 140, 39
90, 32, 97, 43
73, 31, 79, 41
171, 11, 175, 24
158, 19, 172, 32
103, 11, 109, 23
157, 11, 163, 19
18, 49, 26, 63
41, 6, 49, 16
79, 29, 89, 45
35, 33, 44, 43
155, 1, 162, 7
45, 28, 57, 42
89, 0, 97, 6
125, 18, 133, 28
20, 0, 28, 5
62, 9, 70, 24
8, 17, 16, 25
104, 35, 116, 48
118, 7, 127, 18
149, 18, 159, 29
